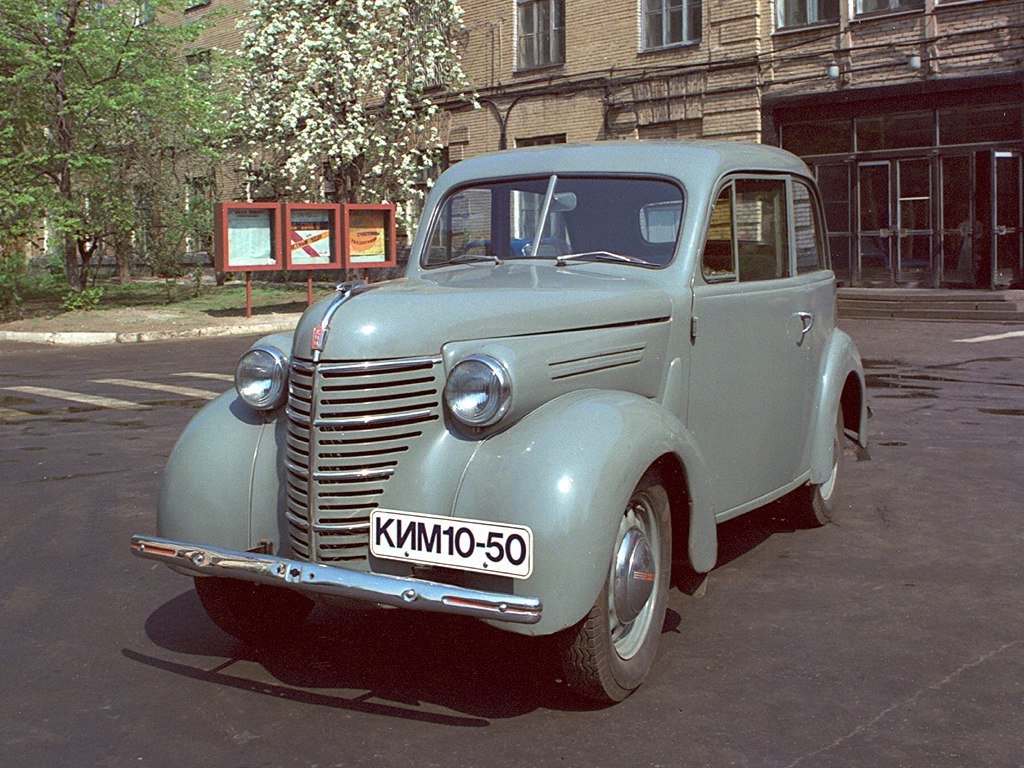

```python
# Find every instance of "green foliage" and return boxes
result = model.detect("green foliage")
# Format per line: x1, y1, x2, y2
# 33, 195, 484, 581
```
0, 248, 25, 314
60, 286, 104, 312
0, 0, 230, 294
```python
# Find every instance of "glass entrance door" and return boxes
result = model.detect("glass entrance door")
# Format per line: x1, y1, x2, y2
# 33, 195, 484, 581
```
993, 151, 1023, 289
857, 162, 893, 284
897, 158, 934, 285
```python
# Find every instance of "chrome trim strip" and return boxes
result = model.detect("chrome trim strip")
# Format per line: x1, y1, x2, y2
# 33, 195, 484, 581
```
130, 535, 542, 625
313, 467, 395, 481
316, 356, 443, 374
313, 409, 435, 428
311, 281, 367, 365
313, 521, 371, 533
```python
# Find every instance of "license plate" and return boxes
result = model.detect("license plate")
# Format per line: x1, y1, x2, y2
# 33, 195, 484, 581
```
369, 509, 533, 580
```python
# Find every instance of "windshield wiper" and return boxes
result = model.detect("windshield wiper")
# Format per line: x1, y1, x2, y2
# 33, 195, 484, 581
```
555, 251, 655, 267
444, 253, 504, 266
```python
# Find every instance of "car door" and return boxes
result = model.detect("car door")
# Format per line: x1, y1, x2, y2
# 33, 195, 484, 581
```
688, 177, 811, 518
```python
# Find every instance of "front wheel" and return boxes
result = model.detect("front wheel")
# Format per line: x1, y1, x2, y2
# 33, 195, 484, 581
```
558, 467, 672, 703
194, 576, 314, 645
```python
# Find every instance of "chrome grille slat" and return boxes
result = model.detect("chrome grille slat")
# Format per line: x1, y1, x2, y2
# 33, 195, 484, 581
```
285, 354, 443, 567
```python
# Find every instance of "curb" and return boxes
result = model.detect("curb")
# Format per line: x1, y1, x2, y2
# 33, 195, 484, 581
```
0, 318, 301, 346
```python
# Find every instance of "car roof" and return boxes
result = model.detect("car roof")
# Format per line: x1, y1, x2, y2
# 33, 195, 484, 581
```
436, 140, 811, 189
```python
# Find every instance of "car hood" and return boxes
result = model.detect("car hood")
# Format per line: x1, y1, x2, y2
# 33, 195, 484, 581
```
293, 264, 673, 360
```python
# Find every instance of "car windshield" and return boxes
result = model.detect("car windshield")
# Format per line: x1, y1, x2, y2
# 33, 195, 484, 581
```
422, 175, 683, 269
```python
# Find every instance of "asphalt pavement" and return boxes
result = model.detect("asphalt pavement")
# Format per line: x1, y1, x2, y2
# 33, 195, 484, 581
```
1, 316, 1023, 767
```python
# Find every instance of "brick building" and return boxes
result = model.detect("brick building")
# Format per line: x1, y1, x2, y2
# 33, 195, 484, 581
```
188, 0, 1024, 288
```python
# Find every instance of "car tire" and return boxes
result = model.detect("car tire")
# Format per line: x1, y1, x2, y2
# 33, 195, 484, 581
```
194, 576, 314, 645
800, 409, 846, 526
558, 467, 672, 703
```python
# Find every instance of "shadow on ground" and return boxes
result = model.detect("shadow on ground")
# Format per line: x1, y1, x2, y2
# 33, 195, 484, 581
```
126, 497, 819, 722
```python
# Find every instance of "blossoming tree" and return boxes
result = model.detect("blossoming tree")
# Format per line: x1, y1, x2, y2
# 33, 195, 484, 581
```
236, 0, 470, 223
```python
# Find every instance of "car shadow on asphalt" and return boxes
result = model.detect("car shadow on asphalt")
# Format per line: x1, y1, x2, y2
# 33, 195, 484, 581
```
125, 498, 818, 721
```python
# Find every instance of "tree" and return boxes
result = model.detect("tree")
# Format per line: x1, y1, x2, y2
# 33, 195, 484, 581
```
0, 0, 227, 291
235, 0, 470, 220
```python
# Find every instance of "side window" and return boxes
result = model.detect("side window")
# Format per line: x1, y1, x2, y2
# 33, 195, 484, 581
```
701, 185, 735, 280
792, 180, 827, 274
734, 179, 789, 282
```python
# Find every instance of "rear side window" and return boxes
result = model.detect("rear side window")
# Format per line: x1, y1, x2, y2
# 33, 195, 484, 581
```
792, 180, 827, 274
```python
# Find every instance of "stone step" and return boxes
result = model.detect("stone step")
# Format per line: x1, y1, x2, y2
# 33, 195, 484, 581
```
836, 289, 1024, 321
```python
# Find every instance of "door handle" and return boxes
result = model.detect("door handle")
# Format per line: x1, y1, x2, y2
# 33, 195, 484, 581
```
797, 312, 813, 344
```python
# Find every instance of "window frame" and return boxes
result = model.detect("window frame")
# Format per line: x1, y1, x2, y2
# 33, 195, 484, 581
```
853, 0, 924, 18
641, 0, 702, 52
516, 0, 566, 71
775, 0, 840, 30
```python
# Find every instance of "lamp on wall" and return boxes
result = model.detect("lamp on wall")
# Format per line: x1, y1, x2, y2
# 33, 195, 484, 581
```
907, 53, 922, 71
826, 62, 841, 80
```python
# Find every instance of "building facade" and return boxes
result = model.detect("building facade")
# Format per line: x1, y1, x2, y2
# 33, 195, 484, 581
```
444, 0, 1024, 288
184, 0, 1023, 288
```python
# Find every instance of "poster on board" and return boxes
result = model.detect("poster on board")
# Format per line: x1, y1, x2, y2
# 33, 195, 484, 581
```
343, 204, 396, 268
214, 203, 282, 272
283, 204, 341, 270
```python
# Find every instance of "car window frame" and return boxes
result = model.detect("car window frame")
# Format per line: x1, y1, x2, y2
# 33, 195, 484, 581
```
699, 172, 833, 285
418, 172, 687, 271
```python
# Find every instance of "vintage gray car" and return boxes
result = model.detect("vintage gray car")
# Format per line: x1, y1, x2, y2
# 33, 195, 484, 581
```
131, 141, 867, 703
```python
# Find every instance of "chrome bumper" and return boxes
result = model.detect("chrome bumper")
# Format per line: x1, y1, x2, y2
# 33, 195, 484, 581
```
129, 535, 543, 625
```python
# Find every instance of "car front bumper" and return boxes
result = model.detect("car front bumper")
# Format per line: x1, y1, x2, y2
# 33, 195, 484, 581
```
129, 535, 543, 625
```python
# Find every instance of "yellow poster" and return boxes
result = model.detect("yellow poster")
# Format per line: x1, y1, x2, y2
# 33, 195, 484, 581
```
349, 211, 386, 263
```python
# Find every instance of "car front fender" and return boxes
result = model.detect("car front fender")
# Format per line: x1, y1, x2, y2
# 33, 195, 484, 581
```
809, 328, 868, 484
451, 389, 716, 637
157, 333, 292, 552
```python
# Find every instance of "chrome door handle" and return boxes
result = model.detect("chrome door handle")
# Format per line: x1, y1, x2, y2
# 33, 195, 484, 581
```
797, 312, 813, 343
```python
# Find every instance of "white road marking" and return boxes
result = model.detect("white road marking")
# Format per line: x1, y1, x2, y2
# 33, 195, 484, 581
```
94, 378, 220, 400
953, 330, 1024, 344
174, 372, 233, 382
3, 386, 148, 410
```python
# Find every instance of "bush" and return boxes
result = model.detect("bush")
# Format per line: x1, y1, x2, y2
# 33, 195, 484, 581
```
60, 286, 104, 312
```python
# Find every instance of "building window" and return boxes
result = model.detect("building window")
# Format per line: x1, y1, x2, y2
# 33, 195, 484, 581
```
855, 0, 923, 16
185, 49, 212, 82
517, 0, 565, 70
516, 134, 567, 147
776, 0, 839, 29
642, 0, 701, 50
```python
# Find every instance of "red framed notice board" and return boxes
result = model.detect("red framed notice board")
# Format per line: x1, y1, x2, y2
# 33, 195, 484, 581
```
343, 204, 396, 268
214, 202, 283, 272
283, 203, 342, 270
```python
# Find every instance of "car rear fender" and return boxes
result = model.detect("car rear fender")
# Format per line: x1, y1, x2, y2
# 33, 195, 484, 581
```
452, 389, 717, 637
809, 328, 868, 484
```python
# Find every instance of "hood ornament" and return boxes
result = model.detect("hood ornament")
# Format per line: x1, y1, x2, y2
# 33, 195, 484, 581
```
311, 280, 368, 361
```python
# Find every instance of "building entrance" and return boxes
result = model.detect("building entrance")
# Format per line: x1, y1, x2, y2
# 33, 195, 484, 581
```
941, 150, 1023, 289
856, 158, 933, 286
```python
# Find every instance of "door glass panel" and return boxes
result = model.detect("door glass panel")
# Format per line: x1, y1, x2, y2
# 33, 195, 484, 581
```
941, 155, 974, 286
994, 152, 1023, 288
734, 179, 789, 282
858, 163, 892, 284
897, 158, 932, 283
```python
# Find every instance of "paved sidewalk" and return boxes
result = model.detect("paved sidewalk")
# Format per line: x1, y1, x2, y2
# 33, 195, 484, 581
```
0, 308, 304, 346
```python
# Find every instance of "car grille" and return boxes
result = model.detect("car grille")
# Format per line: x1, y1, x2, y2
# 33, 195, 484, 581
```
285, 355, 444, 568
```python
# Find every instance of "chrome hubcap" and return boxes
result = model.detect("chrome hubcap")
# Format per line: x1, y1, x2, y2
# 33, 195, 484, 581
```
608, 493, 660, 660
613, 528, 656, 624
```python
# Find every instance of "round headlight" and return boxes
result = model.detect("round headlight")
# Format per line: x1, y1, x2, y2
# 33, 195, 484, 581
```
235, 346, 289, 411
444, 355, 511, 427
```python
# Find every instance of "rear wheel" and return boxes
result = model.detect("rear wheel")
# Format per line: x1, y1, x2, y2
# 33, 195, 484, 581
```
800, 409, 846, 526
194, 577, 314, 645
558, 468, 672, 703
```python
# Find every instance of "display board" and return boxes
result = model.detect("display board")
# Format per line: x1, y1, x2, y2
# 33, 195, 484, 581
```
214, 203, 283, 272
343, 204, 397, 268
283, 203, 342, 270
